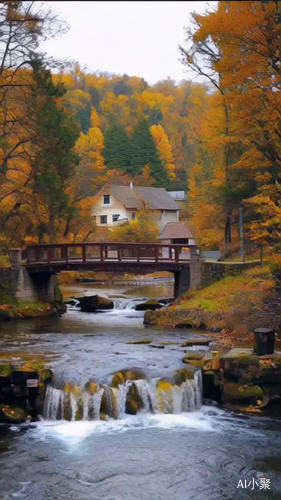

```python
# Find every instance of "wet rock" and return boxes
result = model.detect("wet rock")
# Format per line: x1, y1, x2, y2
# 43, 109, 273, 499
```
184, 352, 204, 361
135, 299, 163, 311
222, 382, 264, 406
112, 369, 146, 388
100, 412, 108, 421
126, 383, 143, 415
75, 295, 113, 312
181, 338, 211, 347
127, 339, 152, 345
202, 371, 222, 402
85, 381, 100, 395
149, 345, 165, 349
0, 405, 27, 423
96, 296, 114, 310
174, 366, 198, 384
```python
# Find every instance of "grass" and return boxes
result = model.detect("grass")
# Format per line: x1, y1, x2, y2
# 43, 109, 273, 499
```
175, 265, 274, 314
145, 264, 279, 335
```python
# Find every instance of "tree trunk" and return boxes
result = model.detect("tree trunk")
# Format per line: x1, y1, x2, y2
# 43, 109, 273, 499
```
225, 215, 232, 244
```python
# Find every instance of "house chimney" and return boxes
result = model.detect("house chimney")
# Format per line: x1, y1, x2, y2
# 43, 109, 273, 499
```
129, 181, 134, 189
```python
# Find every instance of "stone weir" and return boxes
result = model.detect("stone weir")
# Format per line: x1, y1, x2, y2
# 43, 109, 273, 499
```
0, 365, 203, 423
43, 368, 203, 421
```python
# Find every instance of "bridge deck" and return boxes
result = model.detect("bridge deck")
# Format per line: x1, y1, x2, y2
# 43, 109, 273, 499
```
25, 242, 197, 274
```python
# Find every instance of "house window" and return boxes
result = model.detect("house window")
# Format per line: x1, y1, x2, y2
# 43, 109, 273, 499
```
131, 212, 136, 220
103, 194, 110, 205
112, 214, 120, 222
100, 215, 107, 225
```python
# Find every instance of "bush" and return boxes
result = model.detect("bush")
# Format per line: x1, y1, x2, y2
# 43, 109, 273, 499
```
269, 254, 281, 285
0, 255, 11, 269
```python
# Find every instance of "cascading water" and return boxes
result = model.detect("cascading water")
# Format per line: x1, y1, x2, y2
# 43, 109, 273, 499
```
113, 298, 145, 310
42, 370, 202, 421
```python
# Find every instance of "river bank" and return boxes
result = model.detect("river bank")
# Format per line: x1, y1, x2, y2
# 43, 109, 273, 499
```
144, 265, 281, 343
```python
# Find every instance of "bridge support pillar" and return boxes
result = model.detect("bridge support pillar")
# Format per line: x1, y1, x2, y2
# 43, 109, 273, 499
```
174, 267, 190, 298
190, 247, 201, 289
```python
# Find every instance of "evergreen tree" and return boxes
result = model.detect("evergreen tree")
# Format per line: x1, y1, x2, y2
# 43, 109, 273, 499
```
129, 119, 170, 187
30, 62, 80, 242
104, 123, 131, 172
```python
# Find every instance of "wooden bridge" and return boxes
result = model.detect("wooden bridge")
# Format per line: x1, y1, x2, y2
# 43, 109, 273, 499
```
23, 242, 201, 298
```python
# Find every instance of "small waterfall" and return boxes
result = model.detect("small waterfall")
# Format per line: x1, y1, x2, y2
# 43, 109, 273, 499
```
43, 370, 202, 421
113, 298, 144, 310
82, 389, 104, 420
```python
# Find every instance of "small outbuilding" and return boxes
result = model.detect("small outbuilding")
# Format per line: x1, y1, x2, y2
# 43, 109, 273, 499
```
159, 221, 196, 246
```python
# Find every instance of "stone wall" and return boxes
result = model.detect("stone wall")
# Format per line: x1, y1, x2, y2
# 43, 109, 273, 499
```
0, 268, 55, 303
201, 260, 261, 287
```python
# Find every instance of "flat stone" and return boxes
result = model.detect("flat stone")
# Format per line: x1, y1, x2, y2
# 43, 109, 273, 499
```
181, 338, 211, 347
127, 339, 152, 345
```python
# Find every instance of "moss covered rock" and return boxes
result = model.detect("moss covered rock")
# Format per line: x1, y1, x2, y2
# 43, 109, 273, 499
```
135, 299, 163, 311
174, 366, 198, 384
222, 382, 263, 406
0, 405, 27, 423
126, 383, 143, 415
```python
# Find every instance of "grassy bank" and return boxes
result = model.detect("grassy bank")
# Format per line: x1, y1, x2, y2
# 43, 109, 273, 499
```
0, 301, 56, 321
144, 265, 281, 340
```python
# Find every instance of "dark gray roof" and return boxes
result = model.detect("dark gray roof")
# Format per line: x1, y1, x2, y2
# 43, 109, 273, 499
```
134, 187, 179, 210
103, 184, 179, 210
109, 185, 144, 209
159, 221, 194, 239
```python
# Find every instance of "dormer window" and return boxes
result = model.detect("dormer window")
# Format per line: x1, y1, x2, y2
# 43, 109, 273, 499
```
103, 194, 110, 205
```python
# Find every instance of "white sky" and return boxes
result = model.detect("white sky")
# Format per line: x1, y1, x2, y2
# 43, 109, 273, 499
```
40, 1, 215, 85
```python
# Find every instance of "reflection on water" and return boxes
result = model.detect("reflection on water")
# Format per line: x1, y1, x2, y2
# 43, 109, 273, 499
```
0, 282, 281, 499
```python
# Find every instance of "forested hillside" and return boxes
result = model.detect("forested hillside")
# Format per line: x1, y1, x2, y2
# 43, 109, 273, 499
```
0, 1, 280, 254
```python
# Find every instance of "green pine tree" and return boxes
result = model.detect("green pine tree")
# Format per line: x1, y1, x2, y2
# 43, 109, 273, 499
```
104, 123, 131, 172
129, 119, 170, 187
30, 61, 80, 242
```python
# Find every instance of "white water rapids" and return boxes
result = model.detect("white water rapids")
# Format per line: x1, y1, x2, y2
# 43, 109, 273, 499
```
43, 371, 202, 421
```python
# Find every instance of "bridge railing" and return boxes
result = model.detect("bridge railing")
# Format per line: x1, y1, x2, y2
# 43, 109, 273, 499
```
25, 242, 197, 265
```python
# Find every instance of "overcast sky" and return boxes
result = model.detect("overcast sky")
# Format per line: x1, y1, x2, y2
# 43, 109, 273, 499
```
40, 1, 215, 85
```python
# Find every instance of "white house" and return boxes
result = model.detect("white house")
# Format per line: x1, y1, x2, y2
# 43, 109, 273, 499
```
92, 183, 179, 231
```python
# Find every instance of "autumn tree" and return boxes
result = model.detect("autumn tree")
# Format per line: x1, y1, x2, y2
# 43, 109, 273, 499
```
109, 210, 159, 243
150, 124, 176, 181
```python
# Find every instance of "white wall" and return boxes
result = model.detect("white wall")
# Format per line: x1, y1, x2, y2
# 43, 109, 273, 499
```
92, 190, 127, 226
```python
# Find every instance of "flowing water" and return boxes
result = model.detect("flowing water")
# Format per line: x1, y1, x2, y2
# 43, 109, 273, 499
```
0, 281, 281, 499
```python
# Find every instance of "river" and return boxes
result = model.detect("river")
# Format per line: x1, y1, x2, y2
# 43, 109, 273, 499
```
0, 282, 280, 499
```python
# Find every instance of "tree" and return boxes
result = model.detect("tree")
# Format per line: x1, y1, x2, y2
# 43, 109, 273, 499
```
150, 124, 176, 180
179, 0, 281, 248
129, 119, 170, 187
109, 210, 159, 243
104, 123, 131, 172
30, 62, 80, 242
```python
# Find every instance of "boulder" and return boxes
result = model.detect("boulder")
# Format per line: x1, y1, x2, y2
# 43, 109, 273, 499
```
75, 295, 113, 312
135, 299, 163, 311
222, 382, 263, 406
126, 383, 143, 414
0, 405, 27, 423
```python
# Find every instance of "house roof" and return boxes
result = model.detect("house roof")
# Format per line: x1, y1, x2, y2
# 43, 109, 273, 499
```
134, 187, 179, 210
109, 185, 144, 209
102, 184, 179, 210
159, 221, 194, 240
